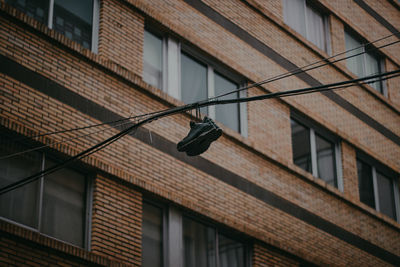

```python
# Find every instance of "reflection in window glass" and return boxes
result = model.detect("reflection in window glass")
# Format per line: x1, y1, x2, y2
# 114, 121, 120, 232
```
214, 73, 239, 132
181, 53, 208, 115
219, 234, 245, 267
376, 172, 396, 220
290, 119, 312, 173
143, 30, 163, 89
142, 202, 163, 267
315, 134, 336, 187
356, 160, 375, 209
183, 217, 216, 267
53, 0, 93, 49
6, 0, 49, 24
42, 161, 86, 247
0, 144, 41, 228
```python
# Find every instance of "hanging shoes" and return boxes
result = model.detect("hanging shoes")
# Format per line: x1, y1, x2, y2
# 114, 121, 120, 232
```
177, 117, 222, 156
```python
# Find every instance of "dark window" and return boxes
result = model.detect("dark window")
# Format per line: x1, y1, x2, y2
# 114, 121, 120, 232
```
290, 118, 339, 188
291, 119, 312, 173
357, 159, 375, 209
315, 134, 336, 187
5, 0, 49, 24
356, 158, 399, 220
183, 217, 216, 267
142, 202, 163, 267
376, 172, 396, 220
53, 0, 93, 49
5, 0, 97, 50
0, 140, 88, 247
183, 217, 247, 267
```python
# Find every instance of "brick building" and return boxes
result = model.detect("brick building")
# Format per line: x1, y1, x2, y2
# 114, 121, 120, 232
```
0, 0, 399, 266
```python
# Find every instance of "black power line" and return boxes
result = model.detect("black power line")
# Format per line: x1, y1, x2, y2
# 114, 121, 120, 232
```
1, 69, 399, 196
7, 33, 399, 143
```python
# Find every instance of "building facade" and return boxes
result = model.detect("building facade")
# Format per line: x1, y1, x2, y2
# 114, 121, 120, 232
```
0, 0, 399, 266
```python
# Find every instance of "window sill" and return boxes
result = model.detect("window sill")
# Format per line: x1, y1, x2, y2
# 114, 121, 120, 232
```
0, 219, 128, 266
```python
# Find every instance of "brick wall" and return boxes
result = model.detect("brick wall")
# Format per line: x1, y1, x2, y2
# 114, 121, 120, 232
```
0, 0, 399, 266
91, 175, 142, 266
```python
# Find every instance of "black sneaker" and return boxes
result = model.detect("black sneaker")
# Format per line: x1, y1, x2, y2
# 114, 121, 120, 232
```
177, 117, 222, 155
177, 118, 214, 152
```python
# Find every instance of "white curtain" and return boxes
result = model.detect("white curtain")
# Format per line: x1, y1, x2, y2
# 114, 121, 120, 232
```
306, 5, 325, 51
283, 0, 306, 37
344, 32, 365, 77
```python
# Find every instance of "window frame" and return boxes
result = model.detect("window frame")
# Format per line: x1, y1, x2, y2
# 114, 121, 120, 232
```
344, 29, 387, 96
356, 152, 400, 222
291, 112, 343, 191
143, 27, 248, 136
142, 199, 252, 267
0, 145, 92, 249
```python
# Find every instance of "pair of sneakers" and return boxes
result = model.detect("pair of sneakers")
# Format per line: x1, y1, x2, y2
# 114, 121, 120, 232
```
177, 117, 222, 156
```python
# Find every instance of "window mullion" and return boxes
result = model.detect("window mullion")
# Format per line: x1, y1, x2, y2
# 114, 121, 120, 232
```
48, 0, 54, 29
215, 229, 219, 267
335, 143, 344, 192
91, 0, 100, 53
310, 128, 318, 177
304, 0, 309, 40
208, 66, 216, 119
393, 178, 400, 223
372, 167, 380, 212
37, 153, 45, 231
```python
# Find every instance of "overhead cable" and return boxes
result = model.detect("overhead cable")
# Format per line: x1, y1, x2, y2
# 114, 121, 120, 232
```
6, 32, 399, 142
1, 69, 399, 196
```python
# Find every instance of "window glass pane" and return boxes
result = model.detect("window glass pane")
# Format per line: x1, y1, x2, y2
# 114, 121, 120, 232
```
214, 73, 240, 132
305, 5, 325, 51
183, 217, 216, 267
6, 0, 49, 24
41, 160, 85, 247
356, 160, 375, 209
53, 0, 93, 49
0, 143, 41, 228
181, 53, 208, 115
143, 30, 163, 89
142, 202, 163, 267
315, 134, 337, 187
283, 0, 306, 37
344, 32, 365, 77
364, 52, 382, 93
218, 234, 245, 267
376, 172, 396, 220
290, 119, 312, 173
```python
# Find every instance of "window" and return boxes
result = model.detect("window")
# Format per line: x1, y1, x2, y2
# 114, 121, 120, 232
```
357, 158, 400, 221
290, 117, 343, 189
0, 140, 90, 247
143, 30, 164, 89
142, 29, 248, 136
5, 0, 99, 52
180, 52, 243, 133
142, 200, 251, 267
283, 0, 330, 52
344, 30, 385, 95
183, 217, 247, 267
142, 202, 164, 267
